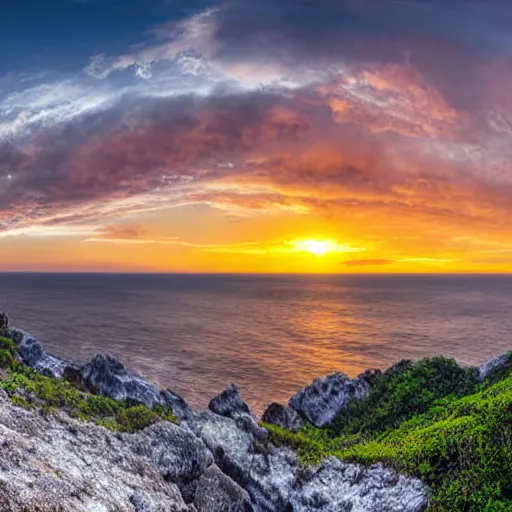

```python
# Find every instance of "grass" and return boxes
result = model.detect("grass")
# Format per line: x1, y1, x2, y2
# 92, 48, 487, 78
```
264, 356, 512, 512
0, 336, 178, 432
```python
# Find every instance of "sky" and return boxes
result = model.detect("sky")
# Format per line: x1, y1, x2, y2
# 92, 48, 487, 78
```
2, 0, 512, 273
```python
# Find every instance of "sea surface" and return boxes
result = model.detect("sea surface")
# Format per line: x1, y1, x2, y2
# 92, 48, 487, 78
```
1, 273, 511, 413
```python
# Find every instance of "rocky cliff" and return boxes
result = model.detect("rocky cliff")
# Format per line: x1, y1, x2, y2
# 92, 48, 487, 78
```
4, 319, 508, 511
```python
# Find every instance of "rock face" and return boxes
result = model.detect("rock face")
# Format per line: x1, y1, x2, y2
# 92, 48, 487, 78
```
11, 329, 81, 379
209, 384, 252, 418
186, 402, 429, 512
479, 353, 512, 382
10, 328, 190, 414
0, 387, 194, 512
3, 327, 431, 511
262, 371, 375, 430
261, 402, 305, 431
81, 354, 166, 407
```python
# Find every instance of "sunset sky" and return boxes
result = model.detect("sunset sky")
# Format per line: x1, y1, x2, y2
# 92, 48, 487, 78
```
2, 0, 512, 272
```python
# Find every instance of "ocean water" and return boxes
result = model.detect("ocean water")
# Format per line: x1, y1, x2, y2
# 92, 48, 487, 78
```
0, 273, 511, 413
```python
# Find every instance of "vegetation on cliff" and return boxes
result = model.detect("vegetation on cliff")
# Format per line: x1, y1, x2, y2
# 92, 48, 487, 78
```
0, 336, 178, 432
265, 355, 512, 512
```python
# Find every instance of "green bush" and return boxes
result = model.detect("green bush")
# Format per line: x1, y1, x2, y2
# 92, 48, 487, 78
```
0, 337, 16, 356
0, 349, 15, 369
115, 405, 162, 432
0, 366, 178, 432
264, 359, 512, 512
331, 357, 480, 437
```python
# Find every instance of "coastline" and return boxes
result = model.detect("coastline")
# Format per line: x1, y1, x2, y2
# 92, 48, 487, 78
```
0, 313, 509, 510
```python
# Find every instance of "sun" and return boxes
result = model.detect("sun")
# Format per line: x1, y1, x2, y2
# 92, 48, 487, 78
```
306, 240, 330, 256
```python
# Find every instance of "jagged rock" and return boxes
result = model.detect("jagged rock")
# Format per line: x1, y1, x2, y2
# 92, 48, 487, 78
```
479, 353, 512, 382
11, 329, 193, 417
209, 384, 252, 418
288, 372, 373, 427
0, 387, 194, 511
194, 464, 253, 512
161, 389, 194, 421
10, 329, 80, 379
209, 385, 267, 442
131, 422, 214, 501
291, 457, 428, 512
261, 402, 305, 431
357, 368, 383, 387
81, 354, 167, 407
186, 409, 429, 512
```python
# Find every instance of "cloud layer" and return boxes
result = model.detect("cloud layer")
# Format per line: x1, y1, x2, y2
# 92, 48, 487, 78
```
1, 0, 512, 270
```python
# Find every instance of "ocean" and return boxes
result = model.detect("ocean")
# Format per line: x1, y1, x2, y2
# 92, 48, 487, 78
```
1, 273, 510, 413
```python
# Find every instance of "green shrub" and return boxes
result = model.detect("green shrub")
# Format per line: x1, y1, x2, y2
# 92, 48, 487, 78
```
331, 357, 480, 437
115, 405, 162, 432
10, 395, 33, 410
0, 337, 16, 356
0, 366, 178, 432
0, 349, 15, 369
266, 360, 512, 512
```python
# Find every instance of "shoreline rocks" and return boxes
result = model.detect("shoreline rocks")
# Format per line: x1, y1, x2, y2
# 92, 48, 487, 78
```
16, 325, 508, 511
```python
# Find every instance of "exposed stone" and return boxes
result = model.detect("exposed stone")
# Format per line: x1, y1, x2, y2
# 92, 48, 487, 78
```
186, 408, 429, 512
209, 385, 268, 442
81, 354, 165, 407
10, 329, 80, 379
261, 402, 305, 431
161, 389, 194, 421
194, 464, 253, 512
479, 353, 512, 382
288, 372, 373, 427
384, 359, 414, 377
0, 387, 194, 511
131, 422, 214, 500
209, 384, 251, 418
291, 457, 429, 512
0, 312, 8, 335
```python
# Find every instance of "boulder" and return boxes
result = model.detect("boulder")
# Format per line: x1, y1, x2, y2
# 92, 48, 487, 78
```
10, 329, 80, 379
161, 389, 194, 421
291, 457, 429, 512
131, 422, 214, 501
0, 387, 194, 511
288, 372, 372, 427
209, 385, 267, 442
81, 354, 166, 407
194, 464, 253, 512
261, 402, 305, 431
479, 353, 512, 382
0, 311, 8, 334
209, 384, 252, 418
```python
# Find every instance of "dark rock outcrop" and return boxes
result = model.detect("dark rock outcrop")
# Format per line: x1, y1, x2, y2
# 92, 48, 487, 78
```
208, 385, 267, 442
261, 402, 305, 431
209, 384, 252, 418
0, 311, 8, 334
81, 354, 165, 407
10, 328, 192, 414
287, 372, 373, 427
478, 353, 512, 382
11, 329, 80, 379
161, 389, 194, 421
